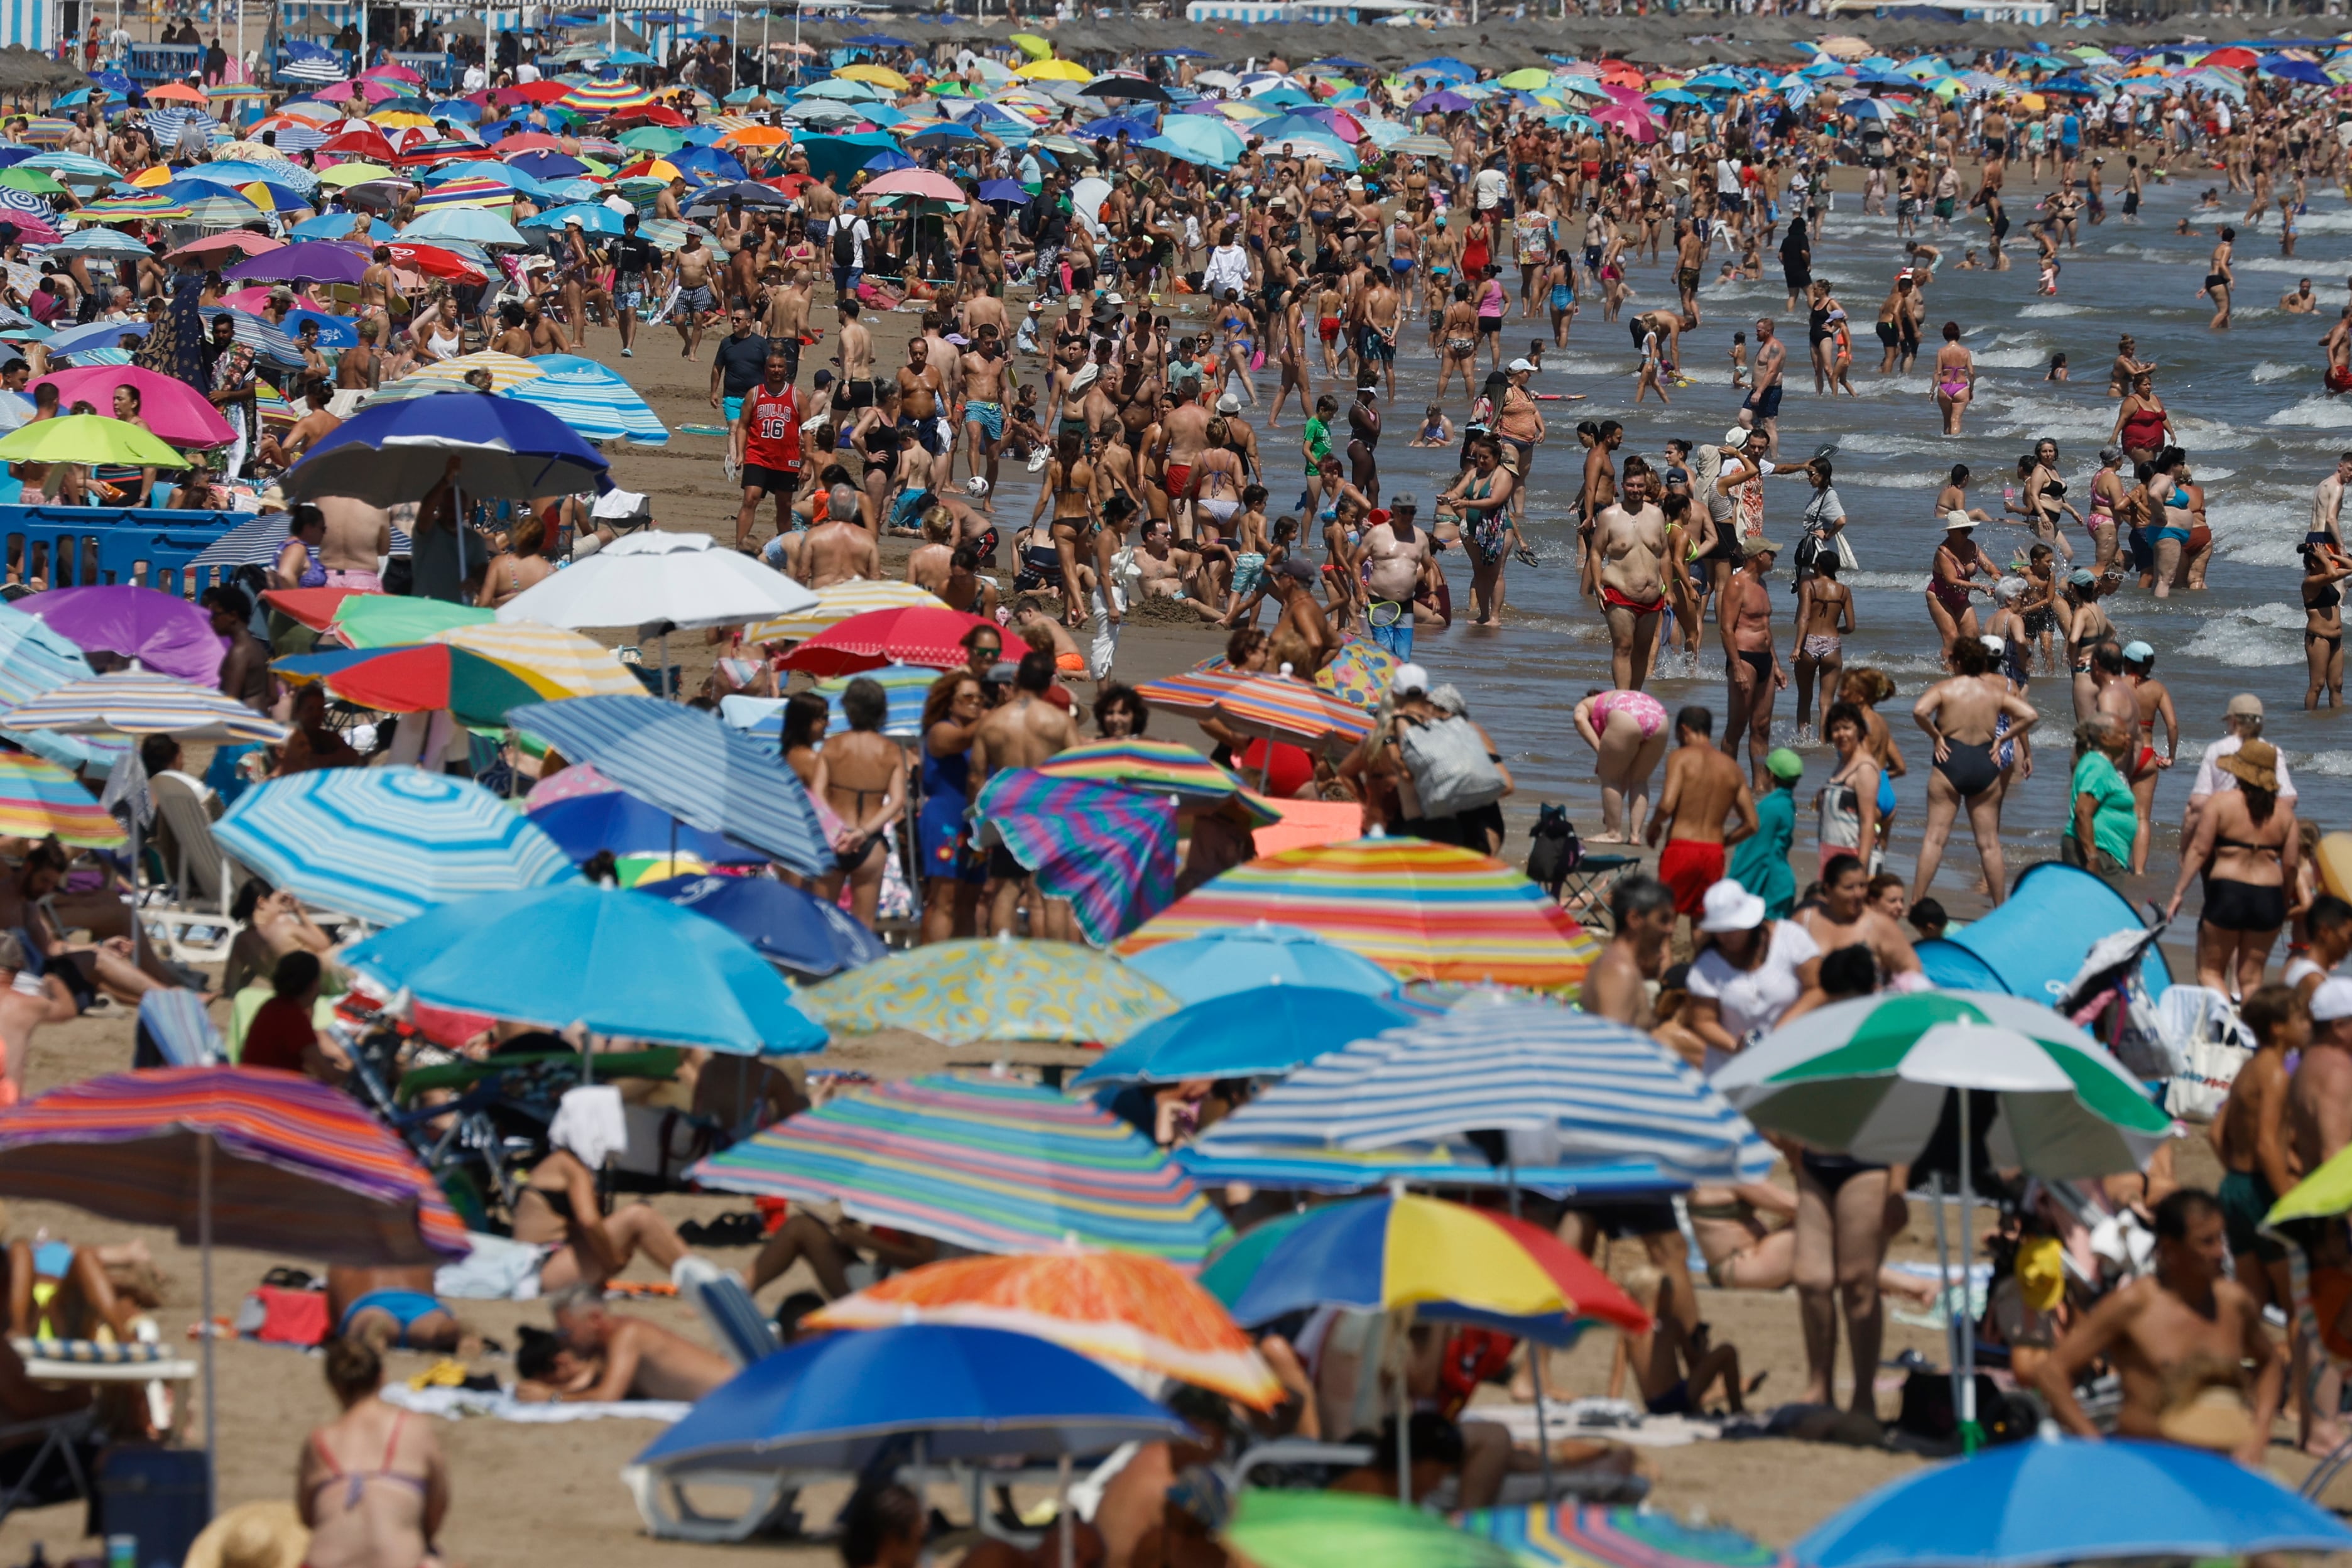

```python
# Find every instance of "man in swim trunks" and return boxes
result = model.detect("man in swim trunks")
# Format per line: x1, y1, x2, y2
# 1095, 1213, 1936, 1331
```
327, 1265, 469, 1354
1594, 454, 1669, 692
961, 320, 1011, 508
1741, 317, 1787, 459
1359, 496, 1430, 660
1645, 705, 1758, 937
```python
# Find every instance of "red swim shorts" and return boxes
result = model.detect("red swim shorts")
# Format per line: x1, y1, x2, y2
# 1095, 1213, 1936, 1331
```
1657, 839, 1727, 917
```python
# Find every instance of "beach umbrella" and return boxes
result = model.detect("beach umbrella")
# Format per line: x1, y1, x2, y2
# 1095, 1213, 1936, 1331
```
269, 634, 631, 729
18, 585, 226, 687
67, 191, 192, 222
259, 591, 485, 649
1797, 1433, 2352, 1568
687, 1074, 1229, 1263
401, 207, 528, 248
807, 1251, 1280, 1407
528, 793, 760, 869
1009, 33, 1053, 58
1460, 1503, 1790, 1568
0, 752, 121, 847
559, 79, 657, 116
496, 530, 804, 634
861, 166, 964, 202
1210, 674, 1372, 751
799, 665, 935, 739
643, 873, 886, 979
1120, 839, 1601, 992
1018, 59, 1092, 82
797, 937, 1180, 1045
1228, 1493, 1522, 1568
212, 767, 579, 926
0, 415, 185, 470
47, 228, 150, 256
1074, 986, 1417, 1089
0, 606, 122, 772
633, 1323, 1188, 1476
1078, 72, 1175, 103
1120, 921, 1400, 1003
1315, 640, 1400, 710
26, 365, 234, 449
836, 63, 910, 91
1033, 738, 1270, 817
971, 771, 1179, 946
224, 240, 368, 286
1195, 1001, 1775, 1184
1132, 668, 1252, 717
743, 579, 946, 643
342, 884, 825, 1056
1387, 132, 1455, 157
777, 604, 998, 676
1144, 116, 1244, 166
365, 350, 545, 396
520, 202, 623, 236
286, 391, 607, 507
506, 695, 829, 878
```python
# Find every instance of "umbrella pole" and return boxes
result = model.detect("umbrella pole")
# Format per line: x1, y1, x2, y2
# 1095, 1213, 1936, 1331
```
1057, 1452, 1074, 1568
199, 1130, 217, 1518
1958, 1092, 1979, 1455
1929, 1168, 1957, 1429
1504, 1164, 1553, 1496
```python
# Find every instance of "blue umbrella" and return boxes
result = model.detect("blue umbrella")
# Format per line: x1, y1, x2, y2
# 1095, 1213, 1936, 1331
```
521, 202, 624, 236
684, 180, 793, 210
508, 354, 667, 445
645, 873, 887, 977
863, 150, 917, 173
507, 695, 828, 878
977, 178, 1031, 204
213, 767, 579, 927
908, 121, 981, 146
634, 1324, 1187, 1473
671, 146, 747, 182
33, 318, 152, 357
1073, 986, 1417, 1088
504, 150, 588, 181
1408, 90, 1474, 114
291, 214, 394, 241
277, 309, 357, 349
1798, 1434, 2352, 1568
285, 391, 608, 508
428, 99, 483, 122
1081, 114, 1158, 141
1121, 922, 1398, 1003
2261, 55, 2333, 85
48, 230, 151, 258
1148, 115, 1245, 166
1404, 57, 1475, 81
344, 885, 825, 1057
527, 793, 761, 868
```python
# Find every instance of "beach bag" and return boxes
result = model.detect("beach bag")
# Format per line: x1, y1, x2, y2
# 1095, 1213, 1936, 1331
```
1398, 715, 1506, 820
2166, 1037, 2252, 1122
1524, 803, 1581, 895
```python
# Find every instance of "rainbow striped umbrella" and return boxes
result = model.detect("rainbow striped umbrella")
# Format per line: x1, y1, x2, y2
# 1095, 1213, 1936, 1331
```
1212, 675, 1372, 750
1034, 738, 1275, 822
1118, 839, 1602, 991
795, 937, 1180, 1045
2, 670, 290, 744
974, 771, 1179, 946
67, 191, 192, 221
1457, 1505, 1793, 1568
1133, 668, 1251, 714
0, 752, 120, 846
745, 578, 948, 644
412, 175, 516, 210
560, 79, 659, 115
685, 1073, 1231, 1264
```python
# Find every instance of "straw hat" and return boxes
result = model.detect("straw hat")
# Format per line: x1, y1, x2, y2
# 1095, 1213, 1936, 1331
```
1941, 510, 1978, 530
2218, 738, 2280, 793
183, 1502, 310, 1568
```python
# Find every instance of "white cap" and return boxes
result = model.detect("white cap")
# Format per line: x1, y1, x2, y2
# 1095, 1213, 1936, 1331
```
1391, 662, 1430, 695
1979, 634, 2005, 655
1697, 878, 1767, 934
2315, 977, 2352, 1022
1508, 356, 1533, 373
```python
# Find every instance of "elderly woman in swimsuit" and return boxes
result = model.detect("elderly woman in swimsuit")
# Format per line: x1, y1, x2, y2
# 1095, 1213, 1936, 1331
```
299, 1337, 449, 1568
2084, 445, 2128, 574
1931, 321, 1974, 435
1909, 635, 2041, 907
1925, 513, 1991, 655
1572, 687, 1670, 844
2111, 372, 2172, 466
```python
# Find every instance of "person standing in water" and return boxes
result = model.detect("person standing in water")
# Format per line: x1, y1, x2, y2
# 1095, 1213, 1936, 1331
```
1909, 635, 2040, 907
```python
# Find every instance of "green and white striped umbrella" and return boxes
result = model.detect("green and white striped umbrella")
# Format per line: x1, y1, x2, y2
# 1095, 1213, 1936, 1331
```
1710, 990, 2170, 1180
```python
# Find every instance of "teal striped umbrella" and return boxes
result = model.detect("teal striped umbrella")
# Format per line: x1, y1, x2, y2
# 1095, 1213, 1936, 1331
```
212, 766, 579, 925
814, 662, 932, 737
1, 670, 288, 744
0, 606, 125, 771
685, 1073, 1232, 1263
511, 354, 668, 445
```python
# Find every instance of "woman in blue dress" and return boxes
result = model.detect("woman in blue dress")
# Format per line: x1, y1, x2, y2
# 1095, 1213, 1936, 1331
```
917, 670, 988, 945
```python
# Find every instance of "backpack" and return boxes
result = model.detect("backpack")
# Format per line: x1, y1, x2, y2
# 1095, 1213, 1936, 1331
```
832, 222, 857, 267
1525, 803, 1581, 895
1398, 714, 1506, 819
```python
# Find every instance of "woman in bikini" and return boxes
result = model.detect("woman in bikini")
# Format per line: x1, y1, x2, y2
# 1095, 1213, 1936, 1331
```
1909, 635, 2040, 907
2166, 739, 2297, 997
2085, 444, 2128, 574
300, 1337, 449, 1568
1794, 555, 1853, 743
1925, 514, 1990, 654
1436, 283, 1481, 404
474, 514, 555, 609
2006, 438, 2080, 564
1839, 667, 1907, 866
1216, 293, 1257, 405
1437, 435, 1522, 628
1572, 687, 1669, 843
2303, 543, 2352, 708
1930, 320, 1974, 435
1545, 247, 1577, 347
2111, 371, 2172, 466
2144, 457, 2197, 601
815, 677, 908, 929
1038, 433, 1100, 629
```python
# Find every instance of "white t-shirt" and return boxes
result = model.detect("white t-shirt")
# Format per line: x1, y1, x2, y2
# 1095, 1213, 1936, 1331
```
1715, 157, 1741, 196
1472, 167, 1507, 210
1691, 919, 1822, 1072
2189, 735, 2298, 802
843, 217, 871, 269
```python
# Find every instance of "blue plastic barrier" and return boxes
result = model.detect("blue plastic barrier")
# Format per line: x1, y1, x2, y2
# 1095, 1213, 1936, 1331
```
124, 42, 202, 83
388, 50, 454, 93
0, 506, 241, 597
1916, 860, 2171, 1003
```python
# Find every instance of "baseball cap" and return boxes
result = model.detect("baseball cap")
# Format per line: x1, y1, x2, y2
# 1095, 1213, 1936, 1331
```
1508, 356, 1534, 373
1743, 536, 1782, 557
2067, 568, 2098, 587
2121, 640, 2153, 662
1275, 555, 1319, 584
1765, 748, 1804, 781
2314, 977, 2352, 1022
2227, 692, 2265, 719
1391, 662, 1430, 695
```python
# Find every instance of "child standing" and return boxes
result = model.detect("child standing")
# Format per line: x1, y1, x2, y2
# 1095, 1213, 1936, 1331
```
1636, 320, 1670, 405
1728, 330, 1750, 389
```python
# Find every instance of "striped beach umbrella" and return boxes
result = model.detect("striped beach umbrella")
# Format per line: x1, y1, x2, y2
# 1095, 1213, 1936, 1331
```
1132, 667, 1251, 714
777, 604, 998, 677
1192, 1001, 1776, 1184
432, 621, 643, 699
411, 175, 515, 210
1034, 738, 1273, 819
796, 937, 1180, 1046
1457, 1504, 1792, 1568
368, 351, 546, 397
1225, 1493, 1523, 1568
973, 771, 1178, 947
2, 670, 288, 744
0, 752, 121, 847
506, 354, 667, 444
67, 191, 192, 222
213, 766, 578, 926
1118, 839, 1601, 991
744, 579, 946, 644
686, 1074, 1231, 1265
807, 1250, 1283, 1408
560, 79, 658, 116
1212, 675, 1372, 750
814, 663, 934, 738
0, 606, 122, 772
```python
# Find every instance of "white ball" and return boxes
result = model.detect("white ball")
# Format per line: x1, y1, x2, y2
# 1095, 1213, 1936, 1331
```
964, 476, 991, 498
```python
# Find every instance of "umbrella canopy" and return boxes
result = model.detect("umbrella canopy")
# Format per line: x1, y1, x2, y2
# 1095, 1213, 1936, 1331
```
808, 1250, 1279, 1407
494, 529, 814, 631
687, 1074, 1230, 1263
972, 771, 1178, 947
0, 1066, 469, 1263
342, 885, 825, 1057
26, 366, 234, 447
1074, 986, 1417, 1088
1033, 738, 1271, 818
2, 670, 287, 744
528, 794, 759, 870
506, 695, 828, 877
0, 751, 121, 847
1121, 921, 1400, 1002
18, 585, 226, 686
212, 768, 579, 926
0, 414, 185, 469
264, 592, 489, 648
286, 391, 607, 506
506, 354, 668, 444
1796, 1434, 2352, 1568
1226, 1493, 1522, 1568
795, 938, 1180, 1046
223, 240, 369, 285
0, 607, 121, 772
633, 1323, 1189, 1474
270, 634, 629, 727
1459, 1503, 1791, 1568
643, 873, 886, 979
1196, 1001, 1775, 1185
1709, 990, 2172, 1177
743, 578, 947, 643
777, 604, 999, 675
1120, 840, 1601, 991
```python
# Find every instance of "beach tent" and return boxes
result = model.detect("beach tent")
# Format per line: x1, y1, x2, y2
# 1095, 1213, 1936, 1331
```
1915, 861, 2169, 1001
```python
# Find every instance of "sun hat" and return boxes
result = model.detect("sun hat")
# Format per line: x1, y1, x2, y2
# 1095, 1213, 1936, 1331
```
1721, 426, 1749, 449
184, 1503, 310, 1568
2218, 738, 2280, 793
1942, 511, 1978, 530
1698, 879, 1767, 934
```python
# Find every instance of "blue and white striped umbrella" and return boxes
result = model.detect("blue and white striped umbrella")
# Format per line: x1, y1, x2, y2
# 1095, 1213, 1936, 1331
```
187, 509, 410, 574
507, 695, 828, 878
0, 604, 124, 772
277, 57, 345, 84
1190, 1000, 1777, 1185
401, 207, 529, 249
49, 228, 150, 255
0, 188, 53, 222
143, 108, 221, 143
221, 311, 308, 371
508, 354, 667, 445
213, 766, 579, 925
195, 159, 320, 197
262, 122, 329, 152
1, 669, 289, 745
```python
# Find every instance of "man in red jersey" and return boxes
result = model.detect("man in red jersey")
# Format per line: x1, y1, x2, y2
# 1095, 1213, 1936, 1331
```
732, 350, 803, 551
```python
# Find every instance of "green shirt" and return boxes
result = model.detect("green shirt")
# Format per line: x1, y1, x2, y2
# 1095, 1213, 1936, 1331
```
2067, 751, 2137, 868
1727, 785, 1797, 918
1302, 416, 1329, 477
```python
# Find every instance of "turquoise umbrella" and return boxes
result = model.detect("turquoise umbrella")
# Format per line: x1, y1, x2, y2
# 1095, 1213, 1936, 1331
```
511, 354, 668, 445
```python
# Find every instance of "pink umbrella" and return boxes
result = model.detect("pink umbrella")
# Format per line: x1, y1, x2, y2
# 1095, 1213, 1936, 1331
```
361, 62, 424, 85
526, 762, 619, 808
26, 366, 235, 448
1307, 107, 1366, 142
1595, 98, 1659, 142
317, 79, 398, 104
167, 231, 283, 262
218, 285, 327, 313
861, 167, 964, 202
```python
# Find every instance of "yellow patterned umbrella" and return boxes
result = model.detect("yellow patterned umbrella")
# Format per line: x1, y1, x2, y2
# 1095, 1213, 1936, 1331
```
795, 938, 1180, 1045
1016, 58, 1092, 82
836, 63, 910, 90
427, 622, 643, 699
395, 351, 546, 393
744, 578, 947, 643
1315, 640, 1399, 710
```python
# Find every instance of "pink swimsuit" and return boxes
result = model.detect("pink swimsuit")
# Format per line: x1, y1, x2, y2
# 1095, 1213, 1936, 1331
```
1591, 689, 1667, 739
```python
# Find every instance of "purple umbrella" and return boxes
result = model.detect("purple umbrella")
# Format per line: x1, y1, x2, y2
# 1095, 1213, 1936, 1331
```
1410, 89, 1474, 114
223, 241, 369, 287
18, 585, 228, 685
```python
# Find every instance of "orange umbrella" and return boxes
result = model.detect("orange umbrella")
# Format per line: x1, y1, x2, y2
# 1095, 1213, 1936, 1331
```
805, 1250, 1283, 1408
144, 82, 207, 103
722, 124, 789, 148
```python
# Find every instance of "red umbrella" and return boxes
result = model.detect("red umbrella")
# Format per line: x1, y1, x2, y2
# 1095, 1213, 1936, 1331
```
489, 128, 569, 150
388, 242, 487, 283
319, 126, 398, 160
2201, 45, 2259, 68
776, 605, 998, 676
613, 104, 689, 127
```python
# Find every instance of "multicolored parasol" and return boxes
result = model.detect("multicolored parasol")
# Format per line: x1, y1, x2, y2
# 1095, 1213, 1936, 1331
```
1456, 1504, 1793, 1568
1212, 675, 1373, 751
776, 604, 997, 677
1317, 640, 1401, 710
744, 578, 950, 645
1133, 667, 1252, 714
1033, 738, 1277, 823
0, 752, 121, 846
794, 937, 1180, 1045
973, 771, 1179, 946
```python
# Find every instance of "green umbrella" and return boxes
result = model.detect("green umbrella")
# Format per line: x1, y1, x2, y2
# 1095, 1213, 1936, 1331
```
1496, 68, 1551, 89
0, 415, 185, 467
332, 596, 494, 650
618, 125, 687, 153
0, 167, 65, 195
1222, 1491, 1520, 1568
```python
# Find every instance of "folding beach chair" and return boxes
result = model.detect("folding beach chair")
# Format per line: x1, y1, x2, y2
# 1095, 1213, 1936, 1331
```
673, 1257, 779, 1368
143, 773, 246, 964
133, 987, 223, 1069
628, 1261, 802, 1542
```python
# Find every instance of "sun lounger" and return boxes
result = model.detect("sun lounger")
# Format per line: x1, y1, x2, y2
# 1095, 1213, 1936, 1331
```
144, 772, 247, 964
673, 1257, 778, 1367
622, 1459, 808, 1544
13, 1335, 197, 1438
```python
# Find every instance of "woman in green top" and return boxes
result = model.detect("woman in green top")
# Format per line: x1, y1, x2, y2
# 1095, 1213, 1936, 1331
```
2062, 716, 2138, 878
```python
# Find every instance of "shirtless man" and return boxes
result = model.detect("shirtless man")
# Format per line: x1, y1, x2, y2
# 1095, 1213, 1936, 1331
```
1579, 875, 1675, 1028
673, 230, 719, 360
316, 496, 390, 591
1741, 317, 1787, 460
1674, 222, 1707, 321
253, 382, 340, 472
1267, 555, 1340, 670
1359, 497, 1431, 661
334, 321, 380, 391
2107, 334, 2152, 398
546, 1287, 732, 1403
1626, 308, 1688, 386
897, 338, 950, 491
973, 651, 1080, 936
1797, 854, 1924, 988
1356, 268, 1402, 401
2285, 277, 2321, 314
491, 302, 531, 357
797, 482, 880, 589
961, 320, 1011, 504
2036, 1189, 2279, 1467
1720, 539, 1788, 788
1594, 455, 1668, 692
1578, 419, 1624, 597
836, 297, 875, 413
1875, 273, 1917, 375
1645, 705, 1758, 933
1159, 386, 1213, 543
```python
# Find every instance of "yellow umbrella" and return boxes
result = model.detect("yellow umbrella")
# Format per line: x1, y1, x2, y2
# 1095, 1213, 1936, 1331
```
128, 163, 172, 187
627, 158, 684, 183
744, 579, 948, 643
1008, 31, 1052, 59
315, 162, 398, 187
395, 351, 548, 393
371, 110, 433, 129
1016, 58, 1092, 82
2017, 92, 2047, 111
428, 623, 643, 698
836, 63, 910, 90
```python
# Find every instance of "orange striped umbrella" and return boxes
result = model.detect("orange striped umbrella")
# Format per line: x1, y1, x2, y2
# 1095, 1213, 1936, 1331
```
1211, 675, 1374, 750
1133, 668, 1251, 714
806, 1249, 1282, 1407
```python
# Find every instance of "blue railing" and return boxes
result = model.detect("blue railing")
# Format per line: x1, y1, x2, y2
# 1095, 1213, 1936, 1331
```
0, 506, 242, 598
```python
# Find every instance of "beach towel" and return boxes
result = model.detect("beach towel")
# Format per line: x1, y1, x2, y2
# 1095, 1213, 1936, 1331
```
434, 1232, 551, 1301
381, 1382, 689, 1425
